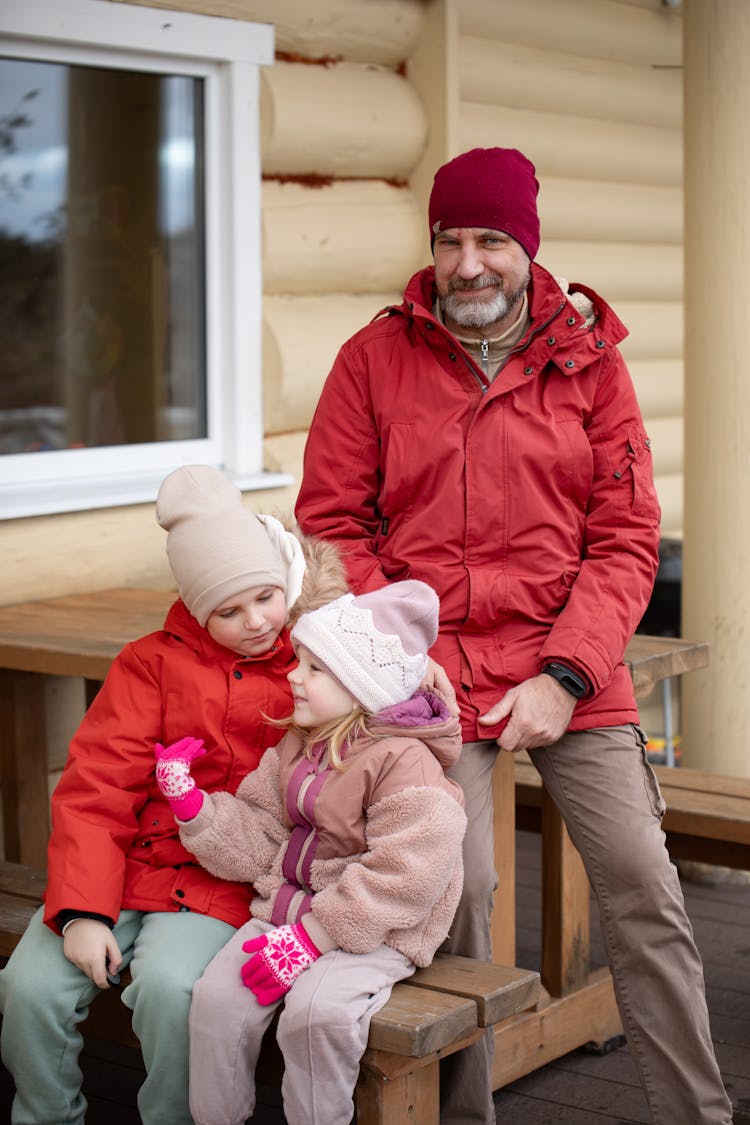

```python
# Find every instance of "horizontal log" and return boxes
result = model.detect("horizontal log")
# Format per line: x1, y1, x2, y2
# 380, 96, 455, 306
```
654, 472, 683, 538
539, 177, 682, 245
262, 180, 425, 294
460, 102, 681, 187
261, 62, 426, 178
608, 301, 683, 361
460, 0, 681, 69
628, 359, 683, 419
263, 293, 399, 433
460, 37, 682, 130
263, 431, 307, 510
119, 0, 424, 64
645, 416, 683, 477
539, 242, 682, 303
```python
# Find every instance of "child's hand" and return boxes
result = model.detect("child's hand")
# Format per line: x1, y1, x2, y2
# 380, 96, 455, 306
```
63, 919, 122, 990
154, 737, 206, 820
241, 924, 321, 1005
422, 658, 460, 718
154, 736, 206, 763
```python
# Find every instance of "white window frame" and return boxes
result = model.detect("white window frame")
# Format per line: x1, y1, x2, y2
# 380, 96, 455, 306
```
0, 0, 287, 519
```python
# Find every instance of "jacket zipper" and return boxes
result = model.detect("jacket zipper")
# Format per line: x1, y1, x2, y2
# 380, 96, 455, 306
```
457, 300, 567, 394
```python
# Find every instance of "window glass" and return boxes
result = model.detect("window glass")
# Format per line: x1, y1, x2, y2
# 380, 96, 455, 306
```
0, 0, 278, 519
0, 56, 206, 455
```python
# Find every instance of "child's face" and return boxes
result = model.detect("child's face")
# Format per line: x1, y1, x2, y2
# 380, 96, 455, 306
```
206, 586, 287, 656
288, 644, 357, 728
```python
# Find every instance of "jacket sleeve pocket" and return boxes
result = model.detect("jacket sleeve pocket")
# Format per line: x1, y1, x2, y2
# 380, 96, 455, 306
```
613, 426, 661, 521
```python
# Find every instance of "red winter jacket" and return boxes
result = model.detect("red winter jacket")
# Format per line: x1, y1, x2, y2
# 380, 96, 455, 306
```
296, 263, 661, 740
44, 598, 296, 933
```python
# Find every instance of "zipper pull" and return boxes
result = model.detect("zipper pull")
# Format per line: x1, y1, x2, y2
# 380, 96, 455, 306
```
480, 339, 489, 377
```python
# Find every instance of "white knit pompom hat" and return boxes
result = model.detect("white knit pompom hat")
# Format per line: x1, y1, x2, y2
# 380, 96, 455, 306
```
156, 465, 305, 626
291, 580, 439, 714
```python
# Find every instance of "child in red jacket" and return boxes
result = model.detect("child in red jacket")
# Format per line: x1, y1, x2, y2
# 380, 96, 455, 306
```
0, 464, 346, 1125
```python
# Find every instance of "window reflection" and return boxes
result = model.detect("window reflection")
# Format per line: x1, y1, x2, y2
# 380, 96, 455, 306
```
0, 57, 206, 454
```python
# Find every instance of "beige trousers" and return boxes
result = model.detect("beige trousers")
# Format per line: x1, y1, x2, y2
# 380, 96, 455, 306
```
440, 726, 733, 1125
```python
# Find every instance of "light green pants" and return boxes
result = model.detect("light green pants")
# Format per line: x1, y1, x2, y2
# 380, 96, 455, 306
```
0, 906, 235, 1125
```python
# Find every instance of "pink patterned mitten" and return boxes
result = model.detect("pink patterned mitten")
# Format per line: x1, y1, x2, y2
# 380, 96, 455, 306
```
241, 924, 321, 1005
154, 736, 206, 820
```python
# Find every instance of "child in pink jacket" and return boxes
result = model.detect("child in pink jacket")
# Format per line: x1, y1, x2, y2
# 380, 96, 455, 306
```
155, 580, 467, 1125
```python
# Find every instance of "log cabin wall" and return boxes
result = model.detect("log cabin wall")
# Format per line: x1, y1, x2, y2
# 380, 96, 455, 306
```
3, 0, 684, 611
0, 0, 688, 822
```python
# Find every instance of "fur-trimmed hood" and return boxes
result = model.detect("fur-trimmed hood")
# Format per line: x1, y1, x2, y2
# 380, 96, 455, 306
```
279, 517, 350, 625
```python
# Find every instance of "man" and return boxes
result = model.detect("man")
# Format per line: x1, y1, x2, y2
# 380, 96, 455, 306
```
295, 147, 732, 1124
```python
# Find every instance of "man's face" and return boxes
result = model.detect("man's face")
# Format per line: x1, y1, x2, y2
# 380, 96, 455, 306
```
433, 227, 531, 335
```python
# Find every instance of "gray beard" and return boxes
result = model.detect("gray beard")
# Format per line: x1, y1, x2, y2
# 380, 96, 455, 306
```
440, 274, 529, 330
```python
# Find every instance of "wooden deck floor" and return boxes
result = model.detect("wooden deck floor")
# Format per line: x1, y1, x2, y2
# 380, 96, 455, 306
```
2, 830, 749, 1123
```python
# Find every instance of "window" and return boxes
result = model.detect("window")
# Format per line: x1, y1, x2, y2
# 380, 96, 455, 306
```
0, 0, 284, 518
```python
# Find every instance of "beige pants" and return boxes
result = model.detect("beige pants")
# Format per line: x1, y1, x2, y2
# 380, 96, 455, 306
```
188, 918, 414, 1125
440, 726, 733, 1125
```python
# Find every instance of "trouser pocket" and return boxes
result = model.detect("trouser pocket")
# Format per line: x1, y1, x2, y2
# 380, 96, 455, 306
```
633, 723, 666, 819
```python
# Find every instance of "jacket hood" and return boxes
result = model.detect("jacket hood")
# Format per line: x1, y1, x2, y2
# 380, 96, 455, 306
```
366, 690, 462, 771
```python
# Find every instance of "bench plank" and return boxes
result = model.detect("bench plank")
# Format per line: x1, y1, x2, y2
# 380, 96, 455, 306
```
366, 983, 477, 1056
0, 860, 47, 898
410, 953, 540, 1027
514, 757, 750, 867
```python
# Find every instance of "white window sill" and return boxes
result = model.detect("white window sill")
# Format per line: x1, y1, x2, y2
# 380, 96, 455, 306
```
2, 470, 294, 520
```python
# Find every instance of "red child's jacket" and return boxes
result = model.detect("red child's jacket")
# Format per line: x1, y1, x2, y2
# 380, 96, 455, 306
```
44, 598, 296, 932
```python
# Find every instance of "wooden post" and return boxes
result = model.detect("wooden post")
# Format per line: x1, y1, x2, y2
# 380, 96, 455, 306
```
0, 670, 50, 867
682, 0, 750, 778
540, 787, 590, 997
490, 750, 516, 965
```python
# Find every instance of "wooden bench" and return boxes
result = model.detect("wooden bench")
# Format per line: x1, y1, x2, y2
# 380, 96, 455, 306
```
514, 755, 750, 871
0, 860, 540, 1125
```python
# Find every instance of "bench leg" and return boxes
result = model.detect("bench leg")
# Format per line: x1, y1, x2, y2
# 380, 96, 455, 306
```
0, 670, 50, 868
541, 786, 590, 997
491, 751, 516, 964
356, 1059, 439, 1125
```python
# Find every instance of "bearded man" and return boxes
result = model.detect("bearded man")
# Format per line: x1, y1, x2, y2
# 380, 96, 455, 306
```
295, 147, 732, 1125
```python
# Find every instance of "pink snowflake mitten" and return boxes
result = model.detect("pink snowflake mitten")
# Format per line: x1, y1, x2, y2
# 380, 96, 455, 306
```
241, 924, 321, 1005
154, 736, 206, 820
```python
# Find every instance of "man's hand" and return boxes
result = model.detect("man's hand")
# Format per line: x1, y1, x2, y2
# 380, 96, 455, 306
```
63, 919, 122, 990
477, 673, 576, 753
422, 657, 460, 718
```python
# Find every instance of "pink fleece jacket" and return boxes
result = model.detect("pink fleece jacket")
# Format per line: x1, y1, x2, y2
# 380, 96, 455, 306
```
179, 692, 467, 967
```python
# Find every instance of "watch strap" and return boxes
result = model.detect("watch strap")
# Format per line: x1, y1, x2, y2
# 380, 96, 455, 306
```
541, 662, 588, 699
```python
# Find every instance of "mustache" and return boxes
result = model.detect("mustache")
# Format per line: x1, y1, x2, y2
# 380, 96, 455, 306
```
447, 272, 504, 293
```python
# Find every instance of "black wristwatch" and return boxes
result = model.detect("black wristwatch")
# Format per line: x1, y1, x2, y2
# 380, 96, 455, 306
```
541, 662, 588, 699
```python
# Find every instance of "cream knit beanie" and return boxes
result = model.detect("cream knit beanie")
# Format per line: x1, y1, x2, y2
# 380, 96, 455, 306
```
156, 465, 305, 626
291, 580, 439, 713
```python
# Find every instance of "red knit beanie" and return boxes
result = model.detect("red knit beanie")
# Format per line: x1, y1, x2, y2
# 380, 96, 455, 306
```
428, 147, 540, 260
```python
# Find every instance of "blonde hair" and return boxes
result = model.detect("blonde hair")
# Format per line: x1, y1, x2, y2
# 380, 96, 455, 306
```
275, 706, 371, 771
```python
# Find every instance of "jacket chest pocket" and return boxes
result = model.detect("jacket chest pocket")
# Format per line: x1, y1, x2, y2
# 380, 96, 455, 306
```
379, 422, 415, 519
